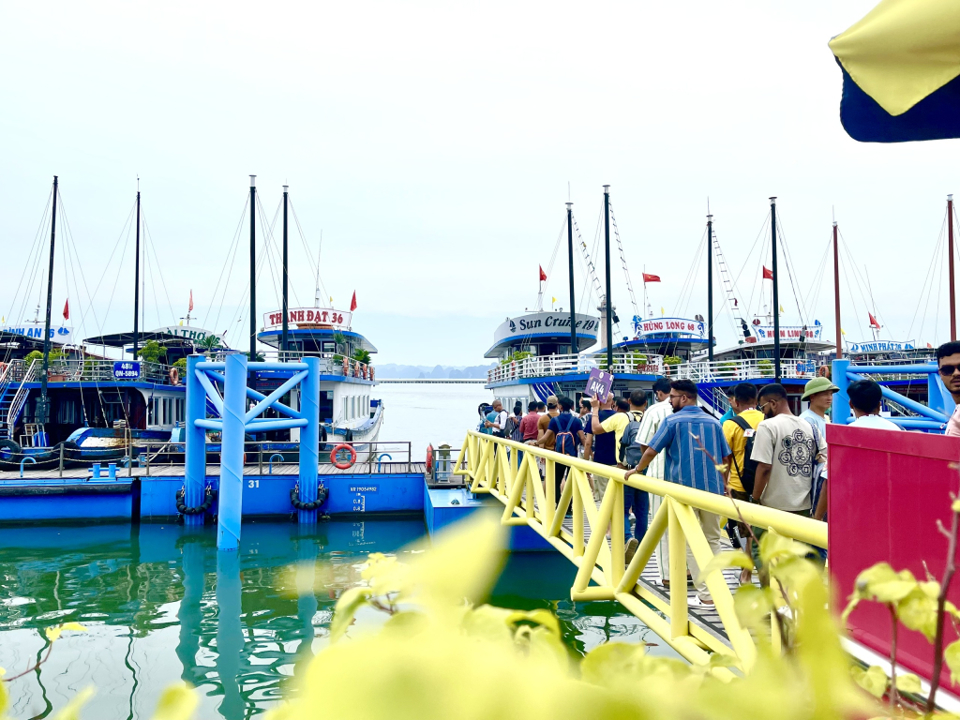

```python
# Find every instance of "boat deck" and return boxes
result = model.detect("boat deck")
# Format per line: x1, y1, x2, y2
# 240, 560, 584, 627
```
0, 461, 427, 480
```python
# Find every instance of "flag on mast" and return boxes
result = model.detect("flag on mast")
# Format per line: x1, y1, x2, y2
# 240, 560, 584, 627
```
539, 266, 547, 282
763, 267, 774, 280
62, 299, 69, 320
350, 292, 358, 312
642, 273, 661, 283
188, 290, 194, 312
868, 312, 880, 328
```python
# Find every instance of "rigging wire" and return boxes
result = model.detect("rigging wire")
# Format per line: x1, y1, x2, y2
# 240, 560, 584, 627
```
140, 206, 177, 326
205, 198, 249, 337
606, 199, 640, 319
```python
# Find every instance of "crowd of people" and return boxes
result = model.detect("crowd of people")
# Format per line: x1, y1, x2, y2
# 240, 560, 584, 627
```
475, 340, 958, 607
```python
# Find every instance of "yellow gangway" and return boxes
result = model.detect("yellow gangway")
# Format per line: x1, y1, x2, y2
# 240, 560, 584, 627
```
454, 431, 828, 676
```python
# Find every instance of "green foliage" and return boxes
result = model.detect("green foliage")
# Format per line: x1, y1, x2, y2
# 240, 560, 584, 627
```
172, 358, 187, 372
663, 355, 682, 366
500, 351, 532, 366
758, 359, 774, 377
137, 341, 167, 364
197, 334, 220, 352
24, 350, 43, 363
352, 349, 372, 365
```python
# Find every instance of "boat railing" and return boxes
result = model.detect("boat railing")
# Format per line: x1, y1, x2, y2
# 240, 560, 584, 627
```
486, 352, 665, 384
211, 351, 376, 381
41, 359, 174, 384
121, 439, 415, 476
667, 357, 821, 382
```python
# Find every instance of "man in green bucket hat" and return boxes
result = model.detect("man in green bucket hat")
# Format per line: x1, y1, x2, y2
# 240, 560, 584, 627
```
800, 376, 838, 522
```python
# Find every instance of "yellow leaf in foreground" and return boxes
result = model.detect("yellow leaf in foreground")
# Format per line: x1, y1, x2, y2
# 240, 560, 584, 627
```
945, 639, 960, 684
149, 683, 198, 720
851, 666, 888, 698
695, 550, 754, 584
51, 687, 94, 720
896, 673, 923, 694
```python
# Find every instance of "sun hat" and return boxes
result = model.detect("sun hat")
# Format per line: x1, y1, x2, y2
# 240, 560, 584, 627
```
802, 376, 839, 400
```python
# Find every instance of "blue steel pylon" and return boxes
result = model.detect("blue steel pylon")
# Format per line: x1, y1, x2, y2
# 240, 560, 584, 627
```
185, 352, 321, 551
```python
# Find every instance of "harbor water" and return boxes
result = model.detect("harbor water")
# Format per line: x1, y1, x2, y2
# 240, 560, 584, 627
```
0, 520, 670, 719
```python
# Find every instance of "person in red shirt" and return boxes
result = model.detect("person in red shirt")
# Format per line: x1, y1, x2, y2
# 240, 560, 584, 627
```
519, 401, 541, 442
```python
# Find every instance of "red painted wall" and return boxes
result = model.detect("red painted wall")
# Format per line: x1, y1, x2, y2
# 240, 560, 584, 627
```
829, 425, 960, 691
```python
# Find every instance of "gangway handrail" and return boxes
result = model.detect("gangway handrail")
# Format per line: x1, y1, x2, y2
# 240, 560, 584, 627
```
7, 359, 38, 438
454, 430, 826, 675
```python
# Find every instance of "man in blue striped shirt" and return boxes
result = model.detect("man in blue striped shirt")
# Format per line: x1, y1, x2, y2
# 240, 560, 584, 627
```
625, 379, 732, 606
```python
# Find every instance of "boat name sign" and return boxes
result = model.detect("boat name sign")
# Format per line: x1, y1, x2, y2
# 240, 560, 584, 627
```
754, 324, 824, 341
848, 340, 917, 354
634, 317, 705, 338
113, 361, 141, 379
263, 308, 352, 330
0, 324, 73, 345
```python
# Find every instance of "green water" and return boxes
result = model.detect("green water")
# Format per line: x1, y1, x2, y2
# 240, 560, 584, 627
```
0, 520, 673, 719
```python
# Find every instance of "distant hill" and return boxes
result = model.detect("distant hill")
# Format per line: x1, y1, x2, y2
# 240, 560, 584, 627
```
375, 363, 495, 379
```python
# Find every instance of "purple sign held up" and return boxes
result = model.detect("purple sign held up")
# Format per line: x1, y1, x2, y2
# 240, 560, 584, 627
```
585, 368, 614, 402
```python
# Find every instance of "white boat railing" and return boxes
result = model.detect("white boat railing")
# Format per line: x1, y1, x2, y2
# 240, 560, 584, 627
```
8, 359, 37, 438
211, 351, 376, 381
487, 352, 665, 384
666, 358, 820, 382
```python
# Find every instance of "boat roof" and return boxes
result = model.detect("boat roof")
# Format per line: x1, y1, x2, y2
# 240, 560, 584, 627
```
257, 327, 378, 353
484, 312, 599, 358
83, 325, 226, 349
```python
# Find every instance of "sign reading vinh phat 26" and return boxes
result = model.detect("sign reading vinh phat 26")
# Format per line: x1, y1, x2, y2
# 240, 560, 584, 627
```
263, 308, 352, 331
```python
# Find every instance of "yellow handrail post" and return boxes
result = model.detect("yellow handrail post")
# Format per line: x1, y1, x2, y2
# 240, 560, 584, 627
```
572, 473, 584, 558
610, 479, 625, 587
668, 500, 689, 640
617, 492, 669, 593
572, 482, 616, 595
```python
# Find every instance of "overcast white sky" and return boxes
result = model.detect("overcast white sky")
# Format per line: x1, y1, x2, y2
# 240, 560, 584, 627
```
1, 0, 954, 366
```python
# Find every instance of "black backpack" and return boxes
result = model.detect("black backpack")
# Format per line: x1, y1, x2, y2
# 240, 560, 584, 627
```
505, 415, 522, 441
619, 411, 645, 467
729, 415, 758, 494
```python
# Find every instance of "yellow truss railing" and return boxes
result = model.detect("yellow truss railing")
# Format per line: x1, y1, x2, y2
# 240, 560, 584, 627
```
454, 431, 828, 676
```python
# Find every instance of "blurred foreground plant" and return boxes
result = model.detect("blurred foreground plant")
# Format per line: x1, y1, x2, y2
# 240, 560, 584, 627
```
4, 511, 950, 719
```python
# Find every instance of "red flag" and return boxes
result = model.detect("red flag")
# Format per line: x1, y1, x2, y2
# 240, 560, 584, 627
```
62, 299, 69, 320
350, 291, 357, 312
868, 312, 880, 328
762, 267, 774, 280
928, 342, 934, 349
188, 290, 194, 312
642, 273, 661, 283
539, 265, 547, 282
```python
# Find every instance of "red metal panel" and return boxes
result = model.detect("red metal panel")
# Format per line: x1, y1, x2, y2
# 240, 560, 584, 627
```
828, 424, 960, 690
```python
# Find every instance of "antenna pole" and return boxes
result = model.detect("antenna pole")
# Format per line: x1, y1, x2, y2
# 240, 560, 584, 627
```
833, 219, 841, 359
950, 194, 956, 341
39, 176, 58, 426
282, 185, 289, 355
603, 185, 613, 370
249, 175, 257, 361
770, 197, 781, 382
566, 202, 577, 355
707, 212, 714, 362
133, 188, 142, 361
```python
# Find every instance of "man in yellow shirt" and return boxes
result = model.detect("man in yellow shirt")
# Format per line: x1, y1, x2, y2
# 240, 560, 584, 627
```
722, 382, 763, 585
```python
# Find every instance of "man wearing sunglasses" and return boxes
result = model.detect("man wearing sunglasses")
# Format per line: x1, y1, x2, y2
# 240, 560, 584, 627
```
938, 342, 960, 436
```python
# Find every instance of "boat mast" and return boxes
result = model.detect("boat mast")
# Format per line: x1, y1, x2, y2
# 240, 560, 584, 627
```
770, 197, 781, 382
133, 185, 141, 361
950, 194, 956, 341
38, 175, 58, 426
603, 185, 613, 370
282, 185, 289, 355
707, 210, 714, 362
566, 202, 577, 355
249, 175, 257, 361
833, 217, 841, 359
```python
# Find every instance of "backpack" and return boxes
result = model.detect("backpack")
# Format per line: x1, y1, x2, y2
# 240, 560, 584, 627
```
729, 415, 759, 494
505, 415, 522, 441
619, 411, 646, 467
554, 414, 579, 457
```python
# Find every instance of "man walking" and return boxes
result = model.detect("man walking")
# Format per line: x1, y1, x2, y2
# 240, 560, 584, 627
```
722, 383, 763, 585
538, 395, 586, 501
586, 394, 616, 501
751, 384, 826, 568
519, 401, 541, 443
483, 400, 510, 437
537, 396, 559, 442
799, 377, 838, 440
625, 380, 732, 606
633, 378, 674, 585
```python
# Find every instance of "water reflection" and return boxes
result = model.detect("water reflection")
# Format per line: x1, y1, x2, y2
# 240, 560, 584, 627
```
0, 520, 673, 719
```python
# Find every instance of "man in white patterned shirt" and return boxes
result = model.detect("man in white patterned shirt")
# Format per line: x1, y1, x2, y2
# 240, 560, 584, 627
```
634, 378, 674, 585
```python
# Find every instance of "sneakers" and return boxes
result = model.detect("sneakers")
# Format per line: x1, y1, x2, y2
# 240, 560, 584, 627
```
624, 538, 639, 566
689, 596, 715, 608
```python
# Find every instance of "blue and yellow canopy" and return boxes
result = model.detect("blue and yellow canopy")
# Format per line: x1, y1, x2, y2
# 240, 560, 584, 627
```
831, 0, 960, 142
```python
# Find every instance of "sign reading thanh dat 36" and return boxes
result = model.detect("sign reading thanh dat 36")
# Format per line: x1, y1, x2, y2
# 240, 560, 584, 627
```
263, 308, 352, 330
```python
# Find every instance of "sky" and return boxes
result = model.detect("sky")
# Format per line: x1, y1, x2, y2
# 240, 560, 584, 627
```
1, 0, 955, 366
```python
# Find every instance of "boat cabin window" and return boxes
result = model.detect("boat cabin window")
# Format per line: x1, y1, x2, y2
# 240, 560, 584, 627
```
322, 341, 336, 353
